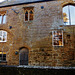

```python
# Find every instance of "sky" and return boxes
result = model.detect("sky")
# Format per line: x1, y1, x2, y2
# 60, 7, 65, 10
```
0, 0, 5, 2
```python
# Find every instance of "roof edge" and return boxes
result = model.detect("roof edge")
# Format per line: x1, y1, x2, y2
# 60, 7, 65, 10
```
0, 0, 56, 8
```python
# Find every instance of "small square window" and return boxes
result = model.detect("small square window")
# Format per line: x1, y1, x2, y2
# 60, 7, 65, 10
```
52, 30, 63, 46
0, 52, 6, 61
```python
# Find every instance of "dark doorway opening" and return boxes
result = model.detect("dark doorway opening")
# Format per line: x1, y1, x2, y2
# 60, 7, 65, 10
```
19, 47, 29, 65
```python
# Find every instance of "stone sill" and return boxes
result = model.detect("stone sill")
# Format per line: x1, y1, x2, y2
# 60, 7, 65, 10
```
60, 25, 75, 27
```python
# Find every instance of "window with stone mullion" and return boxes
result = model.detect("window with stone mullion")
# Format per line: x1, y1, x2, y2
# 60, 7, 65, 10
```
0, 52, 6, 61
63, 5, 75, 25
25, 9, 33, 21
0, 14, 6, 24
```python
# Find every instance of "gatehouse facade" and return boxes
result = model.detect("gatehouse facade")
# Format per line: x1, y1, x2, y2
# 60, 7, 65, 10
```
0, 0, 75, 67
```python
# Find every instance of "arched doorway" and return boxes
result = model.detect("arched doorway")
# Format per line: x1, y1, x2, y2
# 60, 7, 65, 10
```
19, 47, 29, 65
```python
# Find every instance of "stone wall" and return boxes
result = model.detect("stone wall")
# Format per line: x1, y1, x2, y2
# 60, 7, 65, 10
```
0, 0, 75, 66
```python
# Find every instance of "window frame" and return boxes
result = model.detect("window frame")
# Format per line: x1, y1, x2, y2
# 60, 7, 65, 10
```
0, 11, 7, 24
24, 8, 34, 22
52, 30, 63, 46
25, 10, 29, 22
0, 52, 6, 61
0, 30, 7, 42
63, 4, 75, 25
29, 10, 34, 21
3, 14, 7, 24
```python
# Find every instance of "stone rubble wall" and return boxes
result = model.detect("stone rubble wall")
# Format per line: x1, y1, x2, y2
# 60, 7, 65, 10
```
0, 0, 75, 66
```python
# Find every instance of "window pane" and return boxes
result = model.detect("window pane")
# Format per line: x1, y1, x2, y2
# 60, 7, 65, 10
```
0, 57, 2, 60
0, 31, 7, 42
29, 10, 33, 21
69, 5, 75, 25
0, 37, 2, 41
63, 6, 69, 25
0, 15, 2, 24
3, 54, 6, 61
25, 11, 28, 21
0, 54, 2, 60
3, 36, 6, 41
0, 31, 3, 41
3, 32, 7, 41
0, 31, 2, 36
3, 57, 6, 61
3, 31, 7, 36
3, 54, 6, 57
3, 52, 6, 54
0, 52, 2, 54
0, 54, 2, 57
3, 15, 6, 24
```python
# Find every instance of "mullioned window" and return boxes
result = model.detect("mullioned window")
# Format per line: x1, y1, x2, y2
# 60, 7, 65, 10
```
0, 52, 6, 61
63, 4, 75, 25
24, 7, 34, 22
0, 11, 6, 24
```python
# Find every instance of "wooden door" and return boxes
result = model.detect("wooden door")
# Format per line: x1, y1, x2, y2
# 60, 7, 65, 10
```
19, 48, 28, 65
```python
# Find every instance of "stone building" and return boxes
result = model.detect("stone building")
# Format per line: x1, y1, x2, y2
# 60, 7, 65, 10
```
0, 0, 75, 67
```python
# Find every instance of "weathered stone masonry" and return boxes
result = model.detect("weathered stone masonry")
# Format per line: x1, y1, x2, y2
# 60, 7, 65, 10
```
0, 0, 75, 66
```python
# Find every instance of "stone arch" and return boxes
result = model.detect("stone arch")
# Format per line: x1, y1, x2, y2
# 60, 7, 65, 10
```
61, 2, 75, 7
19, 47, 28, 51
62, 3, 75, 25
0, 28, 14, 36
19, 45, 31, 50
0, 29, 14, 43
19, 47, 29, 65
63, 3, 75, 7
